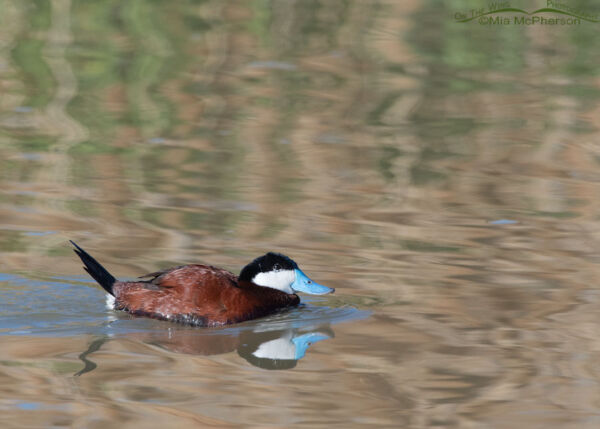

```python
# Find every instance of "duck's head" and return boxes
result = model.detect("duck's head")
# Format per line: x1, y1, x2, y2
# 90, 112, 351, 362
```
239, 252, 334, 295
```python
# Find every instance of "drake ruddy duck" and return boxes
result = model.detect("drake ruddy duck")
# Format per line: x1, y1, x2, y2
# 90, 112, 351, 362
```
70, 241, 334, 327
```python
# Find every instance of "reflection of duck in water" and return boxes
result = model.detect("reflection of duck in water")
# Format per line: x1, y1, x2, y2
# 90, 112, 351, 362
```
238, 328, 332, 370
150, 325, 333, 370
76, 326, 333, 374
71, 241, 334, 327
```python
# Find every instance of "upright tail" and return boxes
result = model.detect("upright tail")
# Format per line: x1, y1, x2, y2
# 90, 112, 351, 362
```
71, 240, 116, 296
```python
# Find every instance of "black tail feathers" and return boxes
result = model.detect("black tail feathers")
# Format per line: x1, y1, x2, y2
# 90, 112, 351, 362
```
71, 240, 116, 296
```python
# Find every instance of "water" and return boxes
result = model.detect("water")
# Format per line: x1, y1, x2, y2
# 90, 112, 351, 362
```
2, 0, 600, 427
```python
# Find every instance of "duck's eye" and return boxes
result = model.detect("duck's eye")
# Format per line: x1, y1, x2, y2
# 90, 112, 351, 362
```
273, 263, 281, 271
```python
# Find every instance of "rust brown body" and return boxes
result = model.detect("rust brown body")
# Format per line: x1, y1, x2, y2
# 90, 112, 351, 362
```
112, 264, 300, 327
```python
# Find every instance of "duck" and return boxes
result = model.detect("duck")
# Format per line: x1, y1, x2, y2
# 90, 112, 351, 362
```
70, 241, 334, 327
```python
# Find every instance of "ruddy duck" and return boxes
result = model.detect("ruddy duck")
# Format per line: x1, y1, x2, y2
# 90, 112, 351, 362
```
70, 241, 334, 327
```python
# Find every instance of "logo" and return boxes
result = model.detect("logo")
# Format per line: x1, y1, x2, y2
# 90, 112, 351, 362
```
454, 1, 598, 25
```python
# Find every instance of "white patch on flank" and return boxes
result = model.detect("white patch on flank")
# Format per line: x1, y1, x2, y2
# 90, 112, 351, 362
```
252, 334, 296, 360
105, 294, 115, 309
104, 294, 117, 336
252, 269, 295, 294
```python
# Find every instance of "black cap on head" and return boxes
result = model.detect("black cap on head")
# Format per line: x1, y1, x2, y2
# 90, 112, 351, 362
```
239, 252, 298, 282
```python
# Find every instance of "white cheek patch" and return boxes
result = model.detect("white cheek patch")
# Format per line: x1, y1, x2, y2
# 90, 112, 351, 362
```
252, 269, 295, 294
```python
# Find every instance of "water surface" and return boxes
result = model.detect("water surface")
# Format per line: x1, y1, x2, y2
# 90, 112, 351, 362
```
2, 1, 600, 427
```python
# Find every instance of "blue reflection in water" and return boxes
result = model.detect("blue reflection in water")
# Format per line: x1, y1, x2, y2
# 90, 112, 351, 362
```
16, 402, 40, 411
488, 219, 518, 225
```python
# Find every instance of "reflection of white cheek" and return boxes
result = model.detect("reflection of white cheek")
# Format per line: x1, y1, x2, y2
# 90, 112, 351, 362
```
252, 338, 296, 360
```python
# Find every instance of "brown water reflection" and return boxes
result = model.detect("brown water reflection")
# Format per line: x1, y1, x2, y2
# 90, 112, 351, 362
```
2, 0, 600, 427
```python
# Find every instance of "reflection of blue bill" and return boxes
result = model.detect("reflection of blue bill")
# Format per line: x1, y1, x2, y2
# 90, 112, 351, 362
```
292, 332, 331, 359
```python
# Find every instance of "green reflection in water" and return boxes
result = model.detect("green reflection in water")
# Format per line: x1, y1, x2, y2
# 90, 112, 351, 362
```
2, 0, 600, 253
